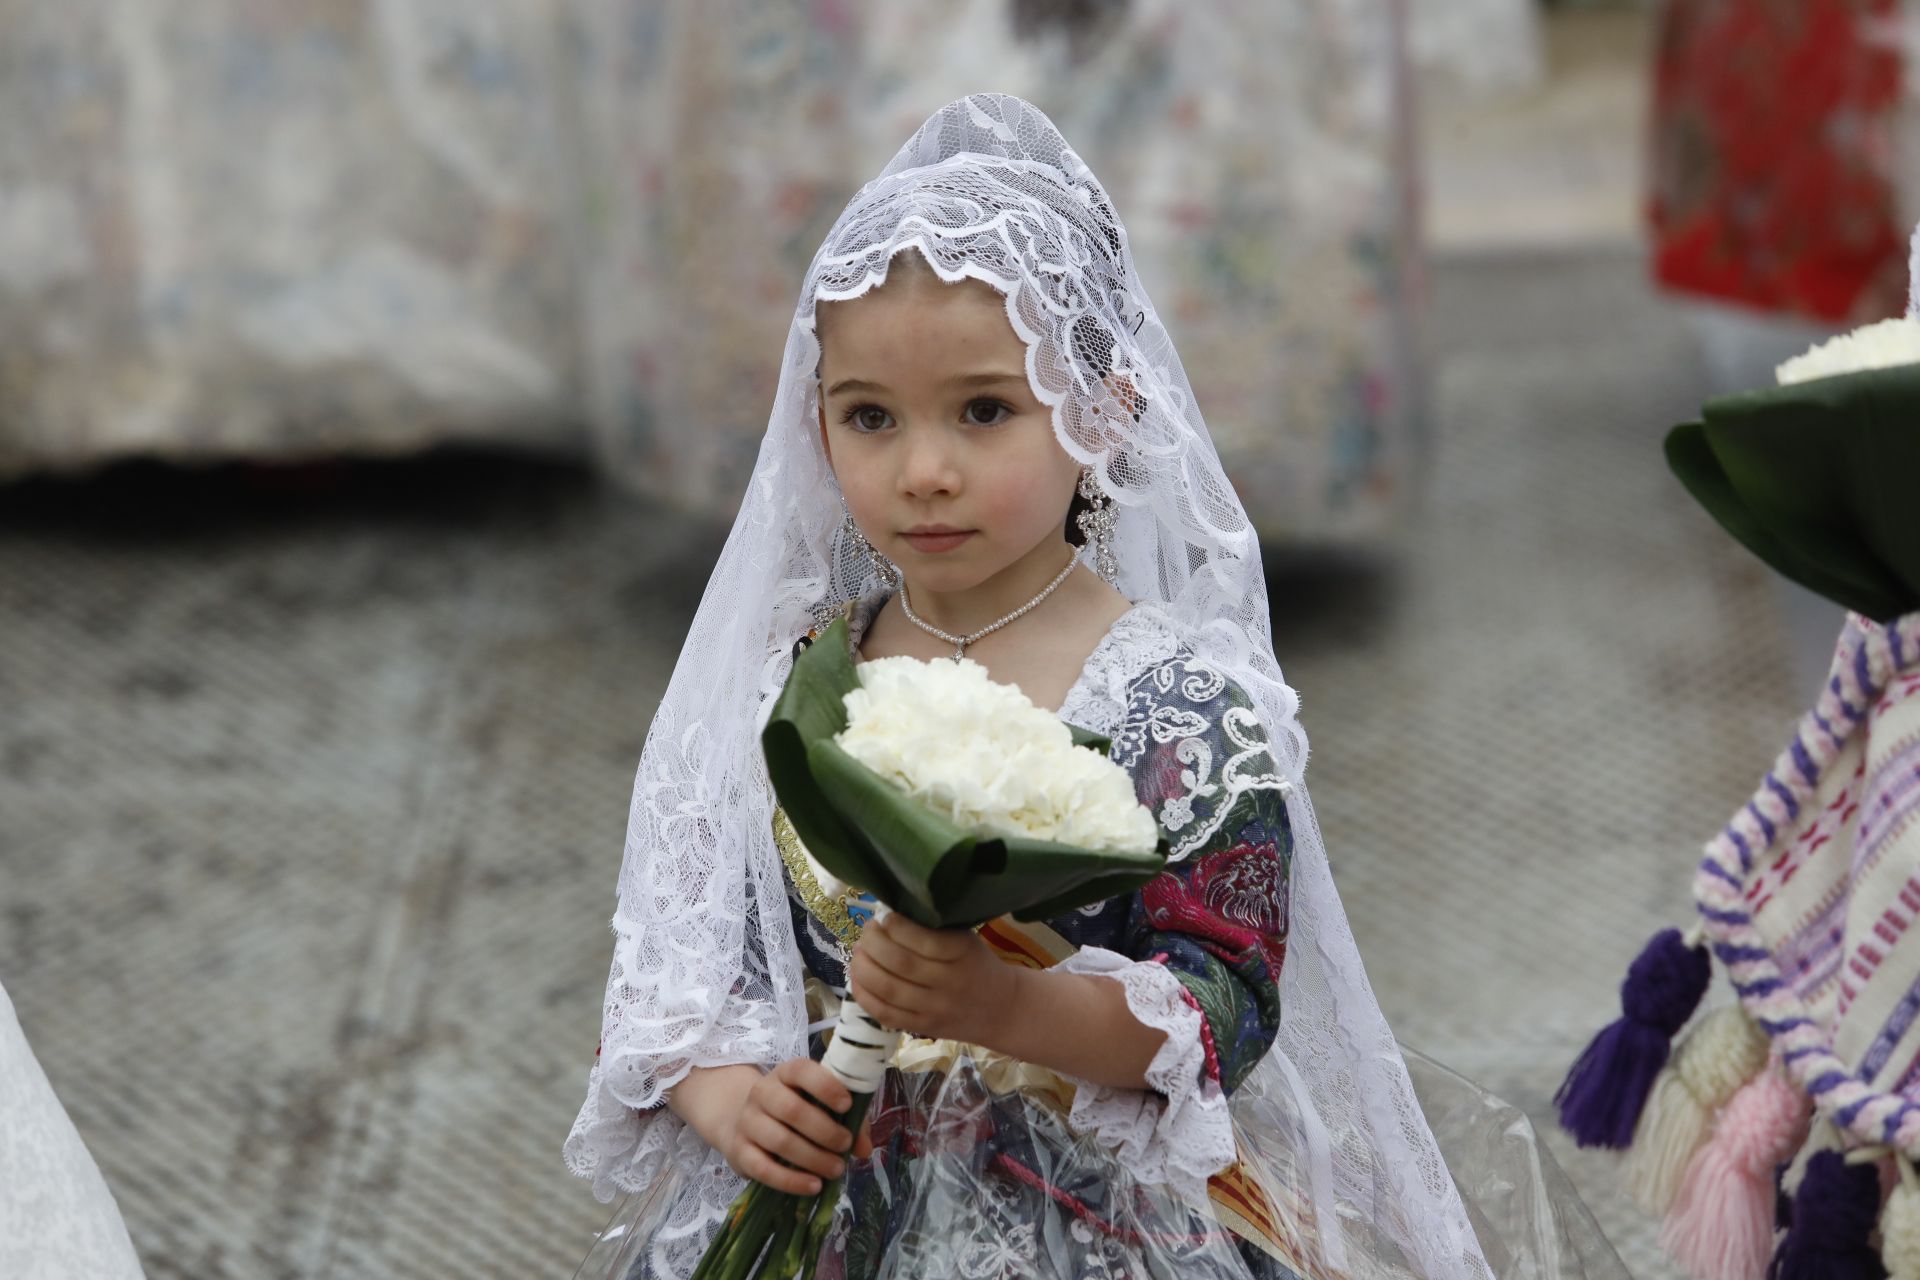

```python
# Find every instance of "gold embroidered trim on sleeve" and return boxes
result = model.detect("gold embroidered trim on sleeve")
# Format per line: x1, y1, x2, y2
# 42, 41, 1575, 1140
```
772, 806, 865, 946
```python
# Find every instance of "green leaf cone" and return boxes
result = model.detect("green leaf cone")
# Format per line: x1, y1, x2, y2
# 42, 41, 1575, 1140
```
1665, 421, 1906, 621
1666, 362, 1920, 623
762, 617, 1167, 929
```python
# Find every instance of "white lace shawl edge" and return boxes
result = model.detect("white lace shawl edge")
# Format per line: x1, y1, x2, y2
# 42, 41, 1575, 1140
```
1052, 945, 1236, 1203
563, 1055, 757, 1205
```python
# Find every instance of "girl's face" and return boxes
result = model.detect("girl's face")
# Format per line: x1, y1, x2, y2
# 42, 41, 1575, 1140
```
815, 266, 1081, 599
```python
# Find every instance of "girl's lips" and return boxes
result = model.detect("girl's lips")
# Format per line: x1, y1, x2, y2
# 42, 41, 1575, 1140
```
900, 530, 975, 553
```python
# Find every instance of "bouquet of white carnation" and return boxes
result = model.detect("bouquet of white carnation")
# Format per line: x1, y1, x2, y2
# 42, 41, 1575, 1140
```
692, 618, 1167, 1280
1773, 315, 1920, 387
837, 655, 1160, 855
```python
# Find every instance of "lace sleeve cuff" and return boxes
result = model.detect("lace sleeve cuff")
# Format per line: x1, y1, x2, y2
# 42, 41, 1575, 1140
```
1051, 946, 1236, 1201
562, 1059, 716, 1204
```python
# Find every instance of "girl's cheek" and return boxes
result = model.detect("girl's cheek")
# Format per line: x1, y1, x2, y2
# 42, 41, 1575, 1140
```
984, 456, 1073, 527
841, 466, 890, 519
975, 480, 1039, 536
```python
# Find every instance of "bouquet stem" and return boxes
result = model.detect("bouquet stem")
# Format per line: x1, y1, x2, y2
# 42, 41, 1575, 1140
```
691, 993, 901, 1280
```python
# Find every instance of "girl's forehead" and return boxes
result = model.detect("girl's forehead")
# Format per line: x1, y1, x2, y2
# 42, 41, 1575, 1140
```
819, 269, 1007, 320
816, 276, 1024, 371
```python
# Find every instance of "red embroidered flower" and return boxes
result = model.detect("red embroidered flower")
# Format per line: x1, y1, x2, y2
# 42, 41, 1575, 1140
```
1140, 842, 1288, 971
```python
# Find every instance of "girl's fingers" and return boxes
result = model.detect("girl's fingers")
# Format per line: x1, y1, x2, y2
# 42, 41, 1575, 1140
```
766, 1079, 854, 1154
852, 929, 920, 984
846, 954, 884, 1007
851, 1107, 875, 1159
848, 975, 909, 1032
736, 1143, 825, 1196
850, 949, 925, 1010
875, 913, 965, 961
775, 1059, 853, 1115
743, 1111, 846, 1181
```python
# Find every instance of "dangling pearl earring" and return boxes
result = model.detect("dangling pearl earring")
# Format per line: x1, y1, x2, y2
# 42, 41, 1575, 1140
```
1076, 468, 1118, 584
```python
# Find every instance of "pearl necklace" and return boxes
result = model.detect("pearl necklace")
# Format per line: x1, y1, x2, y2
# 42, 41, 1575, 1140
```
899, 551, 1081, 662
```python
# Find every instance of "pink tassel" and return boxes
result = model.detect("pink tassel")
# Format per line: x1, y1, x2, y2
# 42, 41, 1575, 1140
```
1662, 1065, 1810, 1280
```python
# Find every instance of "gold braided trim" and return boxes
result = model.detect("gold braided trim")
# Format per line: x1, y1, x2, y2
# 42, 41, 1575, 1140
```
772, 806, 867, 946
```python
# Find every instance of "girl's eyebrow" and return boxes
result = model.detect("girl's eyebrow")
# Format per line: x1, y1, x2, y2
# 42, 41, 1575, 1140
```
824, 371, 1026, 397
947, 371, 1027, 389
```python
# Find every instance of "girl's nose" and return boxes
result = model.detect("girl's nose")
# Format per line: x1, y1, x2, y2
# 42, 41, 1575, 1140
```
899, 429, 961, 498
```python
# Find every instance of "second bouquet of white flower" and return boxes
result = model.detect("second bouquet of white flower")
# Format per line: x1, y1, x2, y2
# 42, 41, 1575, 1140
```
1665, 282, 1920, 624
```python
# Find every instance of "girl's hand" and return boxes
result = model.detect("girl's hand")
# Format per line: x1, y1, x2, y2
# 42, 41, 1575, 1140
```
848, 913, 1019, 1046
719, 1059, 873, 1195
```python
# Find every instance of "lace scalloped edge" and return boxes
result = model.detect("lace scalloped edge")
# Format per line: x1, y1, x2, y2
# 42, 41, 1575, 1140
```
563, 1050, 769, 1207
1051, 946, 1236, 1202
563, 1060, 684, 1203
1056, 604, 1186, 735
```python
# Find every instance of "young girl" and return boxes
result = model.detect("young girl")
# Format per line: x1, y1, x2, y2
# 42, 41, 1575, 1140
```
566, 94, 1488, 1279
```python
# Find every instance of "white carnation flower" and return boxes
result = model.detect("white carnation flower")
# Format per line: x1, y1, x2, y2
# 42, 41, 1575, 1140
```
836, 655, 1159, 854
1775, 316, 1920, 386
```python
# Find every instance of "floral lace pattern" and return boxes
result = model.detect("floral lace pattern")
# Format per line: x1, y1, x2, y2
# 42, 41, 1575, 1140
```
1109, 654, 1294, 862
1055, 604, 1183, 738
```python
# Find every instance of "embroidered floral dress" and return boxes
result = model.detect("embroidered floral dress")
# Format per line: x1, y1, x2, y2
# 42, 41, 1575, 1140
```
590, 595, 1321, 1280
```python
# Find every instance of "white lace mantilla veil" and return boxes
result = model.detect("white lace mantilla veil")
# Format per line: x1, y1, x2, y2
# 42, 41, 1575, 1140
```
566, 93, 1489, 1278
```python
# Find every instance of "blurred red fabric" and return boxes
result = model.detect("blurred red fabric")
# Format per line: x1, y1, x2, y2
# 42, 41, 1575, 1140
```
1649, 0, 1909, 323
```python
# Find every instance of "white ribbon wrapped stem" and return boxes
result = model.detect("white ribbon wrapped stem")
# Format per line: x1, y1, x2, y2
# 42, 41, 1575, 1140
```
820, 904, 901, 1094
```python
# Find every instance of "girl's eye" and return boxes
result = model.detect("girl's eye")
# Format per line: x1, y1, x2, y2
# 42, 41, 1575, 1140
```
835, 400, 1011, 431
838, 404, 893, 433
964, 399, 1012, 427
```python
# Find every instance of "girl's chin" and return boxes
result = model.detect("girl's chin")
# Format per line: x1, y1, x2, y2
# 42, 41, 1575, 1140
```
900, 569, 997, 596
896, 560, 1008, 596
897, 544, 1075, 593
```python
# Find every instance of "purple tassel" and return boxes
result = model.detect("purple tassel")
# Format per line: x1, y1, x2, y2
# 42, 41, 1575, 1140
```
1769, 1150, 1885, 1280
1554, 928, 1710, 1148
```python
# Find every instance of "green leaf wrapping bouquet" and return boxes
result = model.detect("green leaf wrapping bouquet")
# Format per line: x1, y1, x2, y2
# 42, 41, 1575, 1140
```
1665, 316, 1920, 623
767, 617, 1167, 929
693, 617, 1169, 1279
